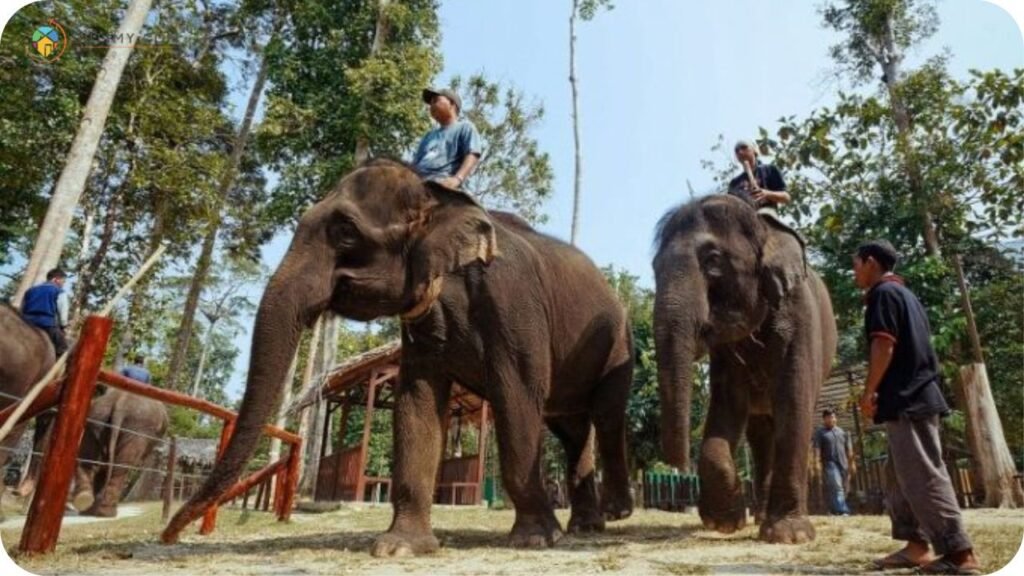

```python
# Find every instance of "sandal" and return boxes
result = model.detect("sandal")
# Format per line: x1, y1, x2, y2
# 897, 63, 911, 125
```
872, 550, 928, 570
919, 557, 984, 575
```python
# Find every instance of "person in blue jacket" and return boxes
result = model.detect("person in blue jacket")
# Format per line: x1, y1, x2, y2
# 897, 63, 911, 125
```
21, 268, 70, 356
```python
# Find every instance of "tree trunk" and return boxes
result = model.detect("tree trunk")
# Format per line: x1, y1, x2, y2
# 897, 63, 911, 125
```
190, 318, 219, 398
164, 53, 271, 391
267, 348, 300, 502
295, 316, 324, 492
302, 315, 339, 497
569, 0, 583, 246
959, 364, 1023, 507
13, 0, 155, 306
355, 0, 391, 164
952, 257, 1022, 507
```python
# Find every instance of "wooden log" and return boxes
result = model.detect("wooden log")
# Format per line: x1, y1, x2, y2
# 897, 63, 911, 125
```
354, 377, 379, 503
98, 370, 300, 444
261, 477, 272, 511
19, 316, 112, 555
279, 441, 301, 522
162, 436, 178, 523
200, 418, 236, 534
254, 480, 265, 511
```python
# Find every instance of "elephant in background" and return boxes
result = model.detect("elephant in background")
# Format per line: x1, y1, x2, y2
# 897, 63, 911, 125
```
19, 388, 169, 517
653, 195, 836, 543
166, 158, 635, 555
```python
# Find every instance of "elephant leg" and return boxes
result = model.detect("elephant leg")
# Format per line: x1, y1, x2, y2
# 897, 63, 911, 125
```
746, 414, 774, 524
496, 401, 562, 548
371, 375, 450, 557
592, 361, 634, 522
698, 356, 749, 534
546, 414, 602, 533
71, 464, 96, 512
758, 361, 816, 544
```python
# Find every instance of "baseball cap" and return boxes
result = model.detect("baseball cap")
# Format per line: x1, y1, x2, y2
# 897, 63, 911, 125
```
422, 87, 462, 112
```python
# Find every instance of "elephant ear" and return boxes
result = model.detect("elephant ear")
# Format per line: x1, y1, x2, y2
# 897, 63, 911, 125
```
758, 214, 807, 307
406, 181, 498, 315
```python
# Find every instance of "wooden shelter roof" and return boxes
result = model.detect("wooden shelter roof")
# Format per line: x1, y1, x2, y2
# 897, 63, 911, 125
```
288, 340, 489, 421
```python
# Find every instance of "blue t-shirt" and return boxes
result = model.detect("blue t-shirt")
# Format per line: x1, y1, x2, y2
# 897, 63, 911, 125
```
121, 364, 152, 384
411, 119, 484, 185
22, 282, 62, 328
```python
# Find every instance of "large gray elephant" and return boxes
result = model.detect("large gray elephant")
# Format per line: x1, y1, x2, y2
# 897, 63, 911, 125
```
164, 159, 635, 555
653, 195, 837, 543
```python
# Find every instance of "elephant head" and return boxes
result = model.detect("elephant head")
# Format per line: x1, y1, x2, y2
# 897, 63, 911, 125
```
652, 195, 805, 470
164, 159, 496, 538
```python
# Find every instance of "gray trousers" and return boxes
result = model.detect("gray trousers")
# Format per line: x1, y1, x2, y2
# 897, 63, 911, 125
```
885, 414, 972, 555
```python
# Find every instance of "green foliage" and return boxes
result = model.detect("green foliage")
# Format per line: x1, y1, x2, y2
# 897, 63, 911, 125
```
256, 0, 442, 222
819, 0, 939, 82
576, 0, 614, 21
451, 74, 554, 224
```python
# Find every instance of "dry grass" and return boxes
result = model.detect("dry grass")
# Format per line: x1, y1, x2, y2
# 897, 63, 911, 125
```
2, 503, 1021, 575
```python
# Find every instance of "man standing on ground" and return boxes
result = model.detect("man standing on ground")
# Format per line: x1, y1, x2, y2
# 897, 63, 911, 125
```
728, 139, 790, 209
120, 354, 152, 384
812, 408, 855, 516
20, 268, 70, 356
411, 87, 483, 190
854, 240, 981, 575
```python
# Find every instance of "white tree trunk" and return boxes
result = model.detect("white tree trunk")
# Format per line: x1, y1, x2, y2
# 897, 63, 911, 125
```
189, 320, 219, 398
569, 0, 583, 246
354, 0, 391, 164
268, 348, 300, 501
14, 0, 155, 306
295, 315, 324, 492
959, 364, 1023, 507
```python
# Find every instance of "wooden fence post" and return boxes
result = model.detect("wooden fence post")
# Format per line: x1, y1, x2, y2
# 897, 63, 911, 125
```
200, 418, 236, 535
19, 315, 112, 555
162, 436, 177, 523
279, 441, 301, 522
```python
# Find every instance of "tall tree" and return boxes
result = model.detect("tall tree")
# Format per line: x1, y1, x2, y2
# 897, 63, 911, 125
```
13, 0, 154, 305
819, 0, 1022, 507
568, 0, 612, 245
165, 7, 279, 391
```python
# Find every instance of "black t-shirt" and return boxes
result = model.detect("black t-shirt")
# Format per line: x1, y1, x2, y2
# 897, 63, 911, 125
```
728, 161, 786, 208
864, 277, 949, 423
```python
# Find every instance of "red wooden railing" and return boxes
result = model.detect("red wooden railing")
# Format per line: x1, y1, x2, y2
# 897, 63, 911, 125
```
11, 315, 302, 555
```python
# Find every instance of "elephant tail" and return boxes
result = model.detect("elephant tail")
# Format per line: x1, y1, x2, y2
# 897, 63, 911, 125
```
106, 395, 129, 485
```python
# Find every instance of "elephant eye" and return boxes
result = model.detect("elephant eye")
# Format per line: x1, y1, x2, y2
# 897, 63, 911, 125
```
328, 219, 360, 248
702, 251, 724, 278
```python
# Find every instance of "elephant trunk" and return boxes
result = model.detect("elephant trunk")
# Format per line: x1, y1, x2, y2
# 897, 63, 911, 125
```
654, 279, 706, 473
162, 248, 330, 542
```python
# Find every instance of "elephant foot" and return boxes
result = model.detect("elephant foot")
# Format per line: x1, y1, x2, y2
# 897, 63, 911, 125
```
699, 502, 747, 535
759, 515, 815, 544
370, 530, 439, 557
509, 514, 563, 548
567, 507, 605, 533
83, 503, 117, 518
72, 490, 94, 513
15, 478, 36, 498
602, 489, 634, 521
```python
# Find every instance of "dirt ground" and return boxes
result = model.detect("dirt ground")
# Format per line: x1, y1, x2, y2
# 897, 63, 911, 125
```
2, 501, 1022, 575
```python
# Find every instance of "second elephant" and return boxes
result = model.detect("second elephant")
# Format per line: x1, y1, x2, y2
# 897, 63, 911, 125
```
653, 195, 837, 543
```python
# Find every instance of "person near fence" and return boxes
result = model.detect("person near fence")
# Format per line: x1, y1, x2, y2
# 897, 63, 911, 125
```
854, 240, 981, 575
120, 354, 152, 384
812, 408, 855, 516
20, 268, 70, 356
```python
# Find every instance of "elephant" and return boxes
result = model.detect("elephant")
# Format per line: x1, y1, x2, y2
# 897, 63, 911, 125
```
65, 387, 169, 517
164, 158, 635, 555
0, 304, 56, 516
652, 194, 836, 544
